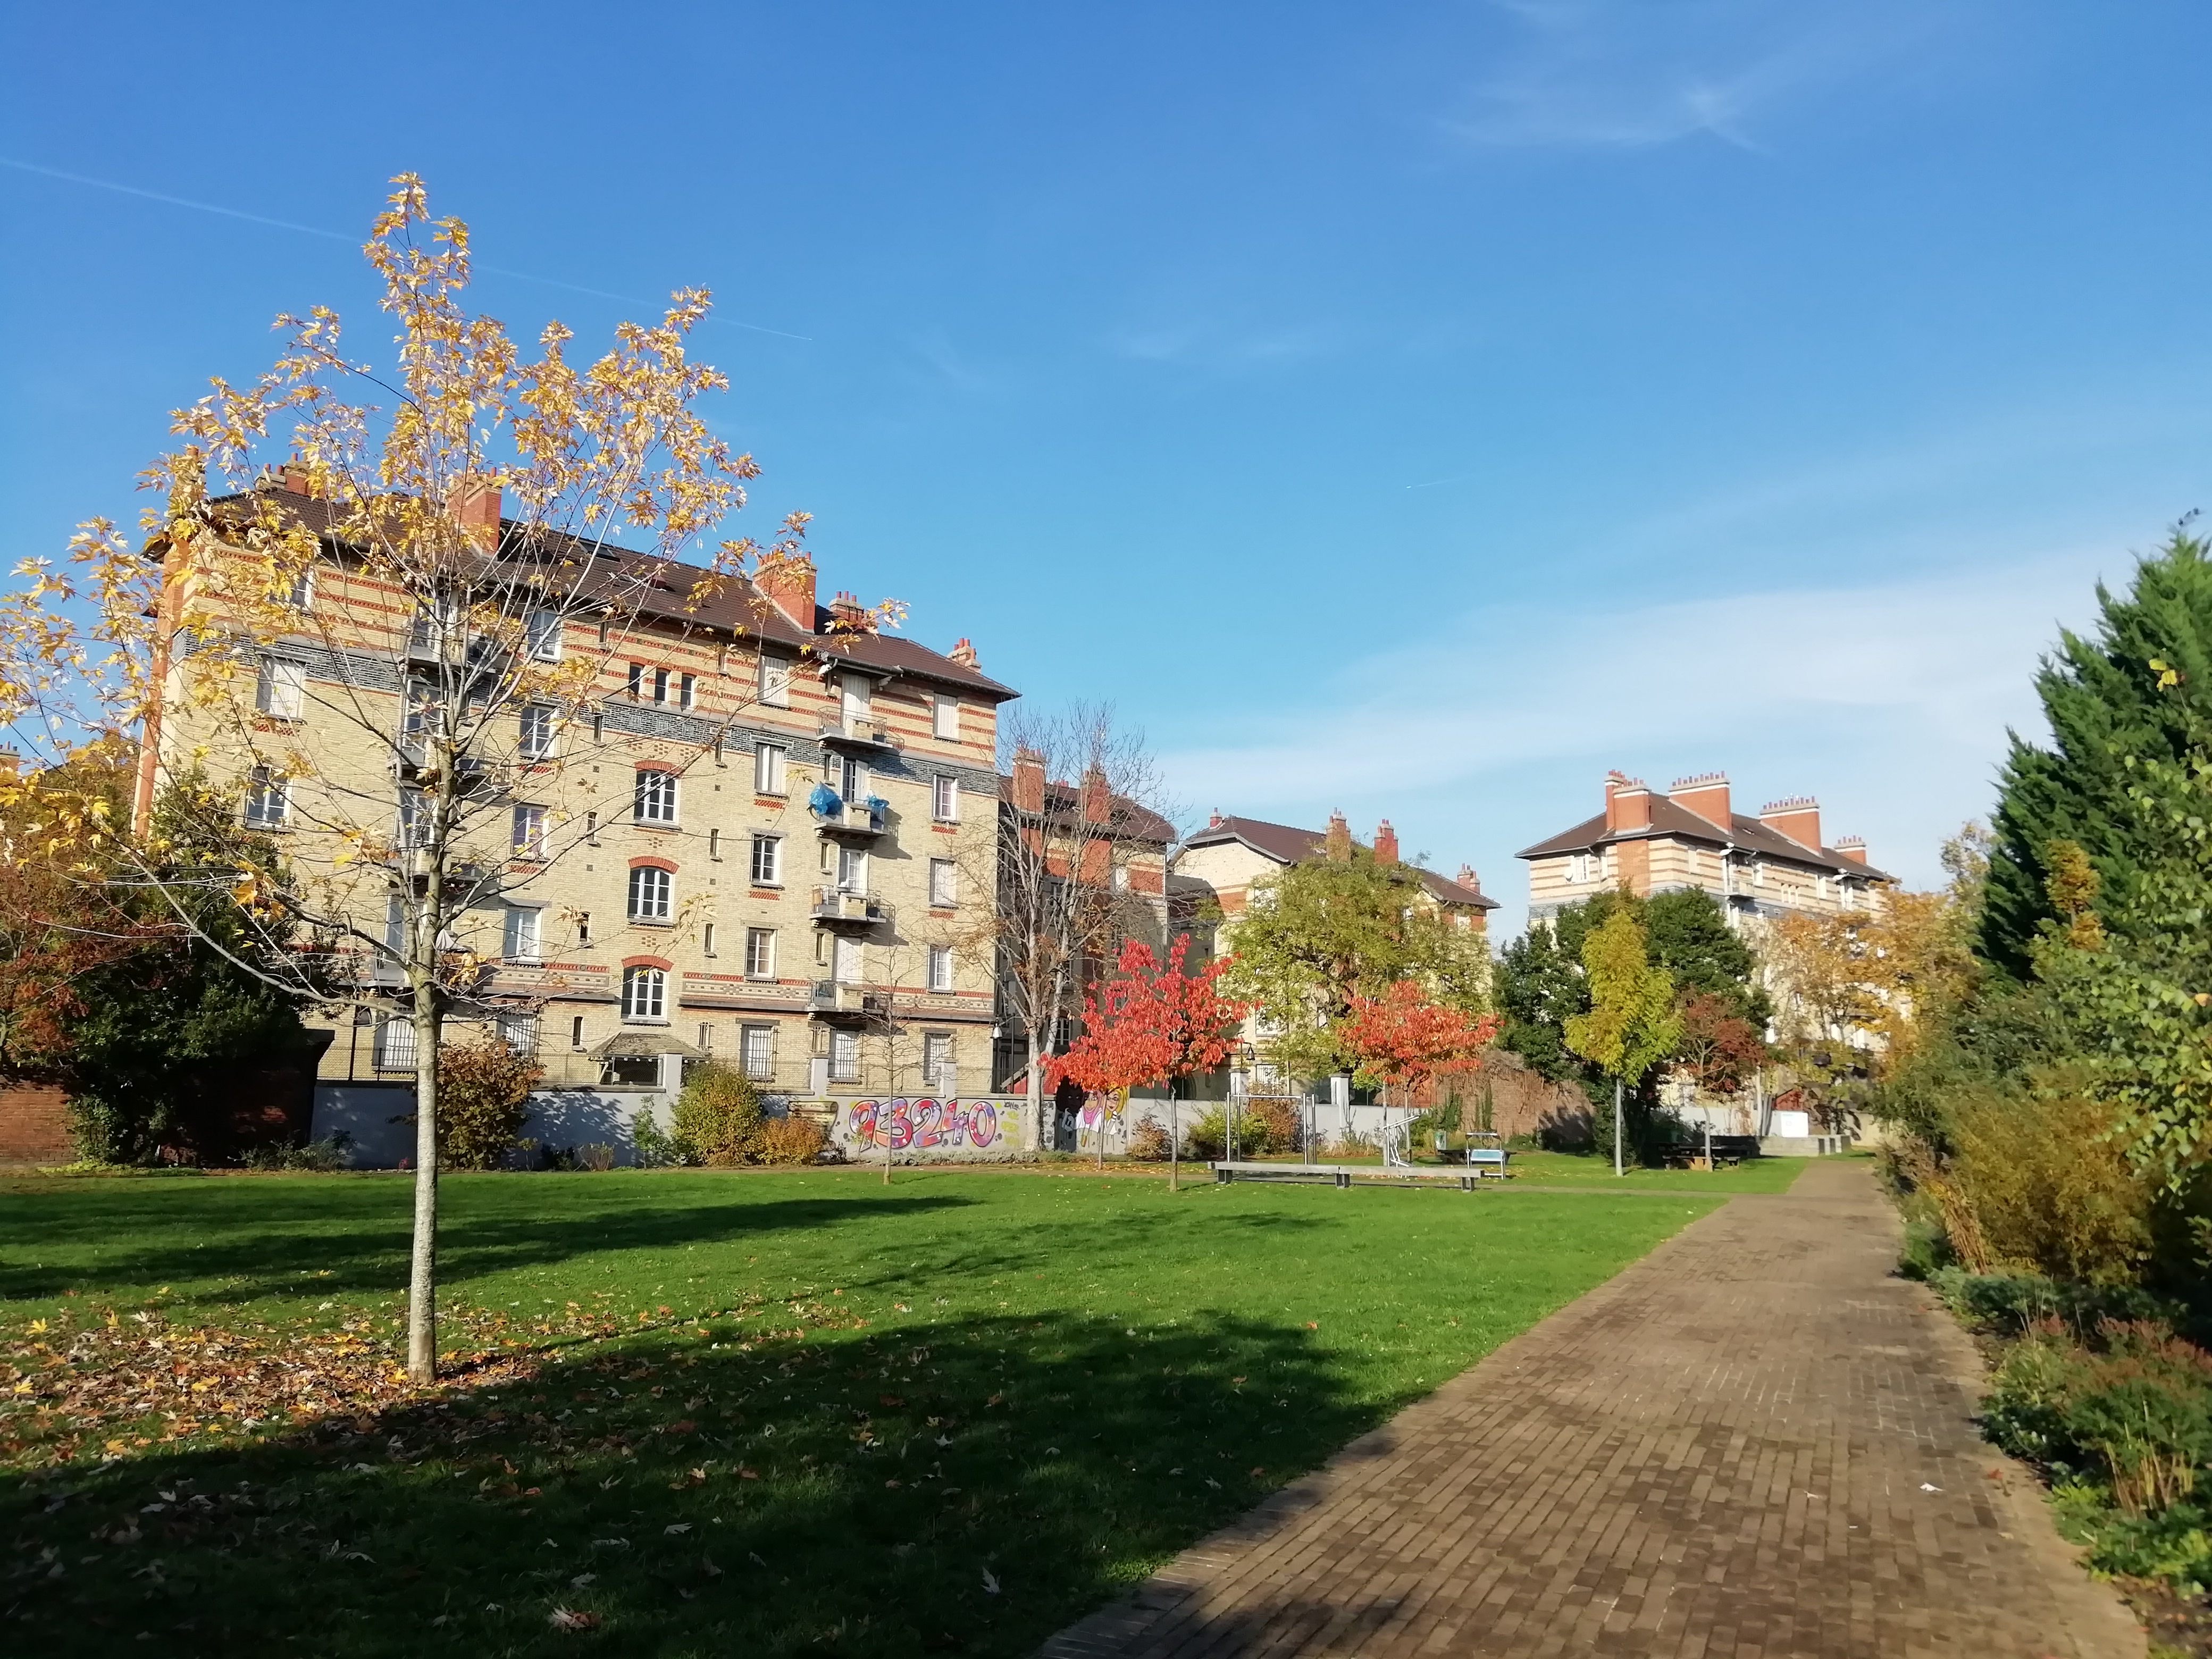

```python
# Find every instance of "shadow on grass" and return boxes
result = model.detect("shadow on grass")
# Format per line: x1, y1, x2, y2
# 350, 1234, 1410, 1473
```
2, 1302, 1387, 1658
0, 1186, 978, 1308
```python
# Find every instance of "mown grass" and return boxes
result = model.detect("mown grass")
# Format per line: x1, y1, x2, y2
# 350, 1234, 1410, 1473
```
2, 1168, 1725, 1656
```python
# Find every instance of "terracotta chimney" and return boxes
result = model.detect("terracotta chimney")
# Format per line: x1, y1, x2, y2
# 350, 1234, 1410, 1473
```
1011, 748, 1046, 815
827, 589, 871, 630
0, 748, 20, 779
454, 476, 501, 550
1323, 811, 1352, 861
1670, 772, 1731, 832
1208, 809, 1224, 829
1079, 765, 1110, 826
949, 637, 978, 668
1456, 864, 1480, 892
1835, 836, 1868, 865
1605, 774, 1652, 834
755, 553, 817, 632
1759, 796, 1822, 850
1373, 819, 1400, 864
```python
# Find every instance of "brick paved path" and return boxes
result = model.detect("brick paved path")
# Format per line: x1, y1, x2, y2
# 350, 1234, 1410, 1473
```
1038, 1159, 2143, 1659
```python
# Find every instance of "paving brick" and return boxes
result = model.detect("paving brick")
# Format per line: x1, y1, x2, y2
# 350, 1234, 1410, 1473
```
1035, 1162, 2146, 1658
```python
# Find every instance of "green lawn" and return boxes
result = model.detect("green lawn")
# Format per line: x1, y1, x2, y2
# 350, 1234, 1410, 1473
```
1506, 1150, 1811, 1192
2, 1168, 1729, 1656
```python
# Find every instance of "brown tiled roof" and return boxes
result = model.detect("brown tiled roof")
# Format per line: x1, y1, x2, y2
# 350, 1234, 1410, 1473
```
1184, 816, 1501, 910
1515, 798, 1895, 882
206, 485, 1020, 702
995, 775, 1175, 848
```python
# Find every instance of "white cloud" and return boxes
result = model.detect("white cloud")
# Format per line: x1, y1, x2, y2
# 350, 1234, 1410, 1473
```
1161, 551, 2114, 928
1444, 0, 1958, 151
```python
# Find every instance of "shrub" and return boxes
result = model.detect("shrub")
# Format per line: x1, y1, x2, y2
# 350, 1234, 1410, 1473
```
753, 1115, 825, 1166
631, 1111, 683, 1168
1984, 1318, 2212, 1514
239, 1133, 354, 1172
436, 1036, 542, 1170
1243, 1097, 1301, 1153
1184, 1107, 1231, 1160
672, 1063, 763, 1165
1950, 1087, 2155, 1284
1127, 1119, 1173, 1161
575, 1142, 616, 1172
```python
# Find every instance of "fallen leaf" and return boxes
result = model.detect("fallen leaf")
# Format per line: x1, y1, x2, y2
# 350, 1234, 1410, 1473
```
548, 1607, 599, 1631
981, 1567, 1001, 1595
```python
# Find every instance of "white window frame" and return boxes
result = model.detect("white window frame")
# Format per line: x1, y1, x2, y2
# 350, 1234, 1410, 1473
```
841, 674, 872, 728
932, 774, 959, 823
525, 607, 562, 661
837, 845, 868, 894
502, 904, 543, 963
621, 965, 668, 1022
832, 934, 863, 985
512, 803, 547, 859
375, 1017, 419, 1071
755, 741, 786, 796
929, 858, 957, 908
628, 865, 673, 922
498, 1012, 537, 1056
244, 766, 289, 829
741, 1023, 775, 1082
518, 703, 556, 760
745, 926, 777, 978
932, 694, 958, 741
283, 564, 314, 611
634, 768, 679, 825
679, 673, 696, 711
256, 656, 307, 719
923, 1032, 952, 1088
927, 944, 953, 992
828, 1027, 860, 1083
750, 833, 782, 885
759, 653, 791, 708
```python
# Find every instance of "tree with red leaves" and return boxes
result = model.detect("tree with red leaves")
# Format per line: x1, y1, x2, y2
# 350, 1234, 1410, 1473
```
1671, 992, 1766, 1100
1342, 979, 1501, 1121
1047, 934, 1246, 1180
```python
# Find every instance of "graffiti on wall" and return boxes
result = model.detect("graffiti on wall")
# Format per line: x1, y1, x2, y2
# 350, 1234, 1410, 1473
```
837, 1097, 1013, 1157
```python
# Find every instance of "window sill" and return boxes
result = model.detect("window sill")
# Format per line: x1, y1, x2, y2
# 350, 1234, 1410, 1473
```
621, 1017, 672, 1027
628, 916, 674, 928
504, 956, 545, 968
633, 819, 682, 832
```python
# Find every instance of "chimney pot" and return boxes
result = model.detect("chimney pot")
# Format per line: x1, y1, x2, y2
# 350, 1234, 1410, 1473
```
1836, 835, 1868, 865
949, 637, 977, 668
1323, 811, 1352, 862
754, 552, 818, 633
1605, 775, 1652, 834
1011, 748, 1046, 814
454, 476, 501, 548
1669, 771, 1732, 832
1374, 819, 1400, 864
1758, 795, 1823, 850
1457, 863, 1480, 891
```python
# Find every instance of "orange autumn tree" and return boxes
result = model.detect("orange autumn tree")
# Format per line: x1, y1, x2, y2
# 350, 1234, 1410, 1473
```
1342, 979, 1501, 1142
1047, 935, 1245, 1177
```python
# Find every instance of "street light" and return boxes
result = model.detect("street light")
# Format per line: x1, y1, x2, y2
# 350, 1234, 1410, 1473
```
1231, 1043, 1255, 1162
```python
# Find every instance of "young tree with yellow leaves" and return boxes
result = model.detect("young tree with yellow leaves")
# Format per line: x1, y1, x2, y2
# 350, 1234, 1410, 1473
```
0, 178, 888, 1380
1564, 909, 1681, 1175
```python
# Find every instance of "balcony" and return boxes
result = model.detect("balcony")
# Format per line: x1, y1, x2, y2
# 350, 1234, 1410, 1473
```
808, 980, 881, 1018
810, 885, 891, 927
814, 798, 889, 839
390, 741, 492, 789
817, 719, 895, 753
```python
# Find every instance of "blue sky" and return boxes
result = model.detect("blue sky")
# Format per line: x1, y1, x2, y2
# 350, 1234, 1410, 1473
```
5, 2, 2210, 929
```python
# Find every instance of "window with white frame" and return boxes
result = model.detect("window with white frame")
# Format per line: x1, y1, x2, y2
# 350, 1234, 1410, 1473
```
518, 703, 555, 760
525, 608, 561, 661
281, 563, 314, 611
741, 1023, 775, 1081
512, 804, 547, 859
745, 926, 776, 978
628, 865, 673, 922
923, 1032, 952, 1088
1111, 865, 1130, 893
832, 934, 862, 985
256, 656, 306, 719
836, 845, 868, 893
384, 894, 406, 954
929, 858, 957, 908
932, 775, 959, 822
755, 741, 786, 795
621, 965, 667, 1021
375, 1016, 419, 1070
244, 767, 289, 828
703, 921, 717, 957
750, 834, 782, 885
498, 1013, 537, 1055
927, 944, 953, 992
840, 674, 871, 729
828, 1028, 860, 1083
678, 673, 696, 711
759, 653, 790, 707
502, 904, 542, 962
627, 661, 646, 700
932, 694, 958, 741
634, 768, 678, 824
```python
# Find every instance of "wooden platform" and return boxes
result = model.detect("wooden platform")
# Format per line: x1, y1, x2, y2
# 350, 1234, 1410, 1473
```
1209, 1155, 1509, 1189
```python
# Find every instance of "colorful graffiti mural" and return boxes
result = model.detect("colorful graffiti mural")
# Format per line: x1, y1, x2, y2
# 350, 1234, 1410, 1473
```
835, 1097, 1018, 1159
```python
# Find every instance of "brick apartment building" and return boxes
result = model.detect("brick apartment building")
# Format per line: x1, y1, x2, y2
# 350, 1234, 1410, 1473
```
140, 475, 1017, 1139
1518, 771, 1891, 924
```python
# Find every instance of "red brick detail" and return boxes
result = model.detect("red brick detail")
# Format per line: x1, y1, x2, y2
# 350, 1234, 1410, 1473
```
756, 555, 817, 631
0, 1080, 72, 1167
1671, 772, 1731, 830
1374, 819, 1399, 864
628, 855, 678, 872
621, 954, 674, 971
1605, 772, 1652, 833
1761, 795, 1822, 849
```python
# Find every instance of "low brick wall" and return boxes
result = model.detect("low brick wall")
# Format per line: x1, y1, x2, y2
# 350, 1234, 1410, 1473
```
0, 1081, 73, 1168
1438, 1051, 1595, 1149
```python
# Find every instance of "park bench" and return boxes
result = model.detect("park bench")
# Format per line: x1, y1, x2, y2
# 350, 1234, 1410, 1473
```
1211, 1149, 1510, 1190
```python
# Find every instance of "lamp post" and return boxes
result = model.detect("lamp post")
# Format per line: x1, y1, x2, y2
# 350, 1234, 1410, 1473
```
1231, 1042, 1255, 1162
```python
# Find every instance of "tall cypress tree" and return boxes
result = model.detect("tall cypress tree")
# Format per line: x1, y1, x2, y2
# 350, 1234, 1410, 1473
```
1982, 530, 2212, 979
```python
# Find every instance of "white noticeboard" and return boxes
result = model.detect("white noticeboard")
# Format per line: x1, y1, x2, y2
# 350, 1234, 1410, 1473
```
1770, 1109, 1812, 1138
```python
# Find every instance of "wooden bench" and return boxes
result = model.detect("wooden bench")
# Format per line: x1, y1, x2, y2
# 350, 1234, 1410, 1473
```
1211, 1150, 1510, 1190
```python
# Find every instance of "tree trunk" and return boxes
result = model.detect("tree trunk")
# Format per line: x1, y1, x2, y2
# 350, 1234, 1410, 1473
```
406, 968, 441, 1382
1025, 1038, 1044, 1157
1612, 1078, 1624, 1178
1167, 1082, 1178, 1192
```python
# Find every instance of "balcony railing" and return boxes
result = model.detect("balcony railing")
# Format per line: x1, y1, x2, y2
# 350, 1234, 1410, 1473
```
814, 799, 887, 837
808, 980, 875, 1016
817, 720, 895, 751
810, 886, 890, 926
